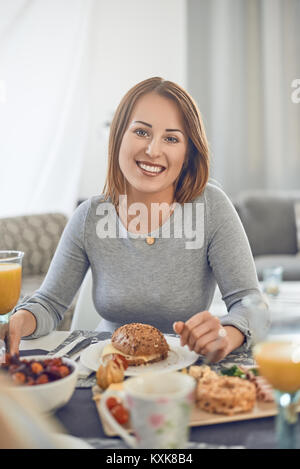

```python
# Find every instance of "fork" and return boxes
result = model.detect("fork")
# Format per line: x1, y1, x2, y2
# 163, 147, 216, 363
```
64, 336, 99, 360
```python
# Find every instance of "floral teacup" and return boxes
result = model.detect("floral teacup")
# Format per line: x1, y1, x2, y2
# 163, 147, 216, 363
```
100, 371, 196, 449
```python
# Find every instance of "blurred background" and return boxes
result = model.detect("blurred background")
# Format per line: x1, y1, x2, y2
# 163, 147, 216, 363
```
0, 0, 299, 329
0, 0, 299, 218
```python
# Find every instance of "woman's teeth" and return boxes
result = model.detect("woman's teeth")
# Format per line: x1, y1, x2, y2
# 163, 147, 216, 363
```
137, 161, 165, 174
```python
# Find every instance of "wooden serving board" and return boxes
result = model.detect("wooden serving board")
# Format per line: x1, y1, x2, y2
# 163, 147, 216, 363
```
92, 385, 279, 437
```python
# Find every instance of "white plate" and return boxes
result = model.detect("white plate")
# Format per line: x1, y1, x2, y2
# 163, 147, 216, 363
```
52, 433, 94, 449
80, 336, 198, 376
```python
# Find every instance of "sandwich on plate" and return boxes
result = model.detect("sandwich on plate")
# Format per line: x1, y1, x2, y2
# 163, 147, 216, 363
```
101, 323, 170, 366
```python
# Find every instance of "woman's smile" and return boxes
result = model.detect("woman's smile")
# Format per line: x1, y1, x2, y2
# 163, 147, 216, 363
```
135, 160, 166, 176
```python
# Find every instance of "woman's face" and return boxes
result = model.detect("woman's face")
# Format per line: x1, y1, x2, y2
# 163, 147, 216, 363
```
118, 92, 188, 201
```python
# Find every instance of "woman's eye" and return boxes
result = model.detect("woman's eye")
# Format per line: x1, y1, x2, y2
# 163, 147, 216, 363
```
133, 129, 178, 143
165, 136, 179, 143
134, 128, 149, 137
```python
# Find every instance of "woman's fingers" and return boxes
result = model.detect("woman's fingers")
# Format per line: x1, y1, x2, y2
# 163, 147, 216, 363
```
0, 324, 10, 357
189, 317, 223, 350
173, 321, 185, 335
0, 324, 9, 342
179, 311, 210, 347
199, 337, 228, 362
8, 328, 22, 356
191, 327, 222, 353
0, 311, 36, 357
185, 322, 211, 350
174, 312, 230, 362
181, 312, 221, 350
0, 319, 22, 356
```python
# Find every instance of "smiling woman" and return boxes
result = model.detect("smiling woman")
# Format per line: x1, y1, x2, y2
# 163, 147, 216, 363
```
117, 92, 188, 233
104, 77, 209, 207
4, 77, 269, 364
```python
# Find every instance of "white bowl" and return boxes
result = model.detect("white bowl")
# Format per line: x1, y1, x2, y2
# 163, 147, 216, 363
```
5, 355, 78, 414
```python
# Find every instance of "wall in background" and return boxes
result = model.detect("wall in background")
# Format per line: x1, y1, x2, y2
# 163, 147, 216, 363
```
0, 0, 93, 218
187, 0, 300, 198
2, 0, 298, 218
78, 0, 187, 201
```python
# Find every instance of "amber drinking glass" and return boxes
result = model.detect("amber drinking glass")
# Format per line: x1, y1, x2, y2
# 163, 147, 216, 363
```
244, 295, 300, 449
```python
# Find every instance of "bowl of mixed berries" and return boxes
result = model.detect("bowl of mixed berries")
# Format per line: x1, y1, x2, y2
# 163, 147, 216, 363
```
1, 354, 78, 414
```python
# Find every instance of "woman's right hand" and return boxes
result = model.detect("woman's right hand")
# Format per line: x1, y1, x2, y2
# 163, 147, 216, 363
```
0, 310, 37, 356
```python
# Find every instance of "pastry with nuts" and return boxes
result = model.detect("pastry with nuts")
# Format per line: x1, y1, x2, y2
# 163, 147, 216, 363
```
196, 375, 256, 416
188, 365, 257, 416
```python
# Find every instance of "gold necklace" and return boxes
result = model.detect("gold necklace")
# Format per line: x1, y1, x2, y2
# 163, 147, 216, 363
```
145, 200, 176, 246
117, 199, 176, 245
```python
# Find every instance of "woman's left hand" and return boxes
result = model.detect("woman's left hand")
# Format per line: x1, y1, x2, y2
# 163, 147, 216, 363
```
173, 311, 244, 362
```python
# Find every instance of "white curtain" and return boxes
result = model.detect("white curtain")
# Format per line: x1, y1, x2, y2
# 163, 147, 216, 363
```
0, 0, 94, 218
187, 0, 300, 197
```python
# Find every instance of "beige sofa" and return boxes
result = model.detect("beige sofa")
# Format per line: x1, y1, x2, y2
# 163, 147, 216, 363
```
0, 212, 75, 330
233, 190, 300, 281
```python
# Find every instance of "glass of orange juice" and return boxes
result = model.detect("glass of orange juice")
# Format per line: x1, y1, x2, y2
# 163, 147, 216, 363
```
0, 251, 24, 325
244, 295, 300, 449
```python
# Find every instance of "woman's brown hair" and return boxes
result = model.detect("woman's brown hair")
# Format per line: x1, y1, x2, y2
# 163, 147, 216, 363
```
103, 77, 210, 206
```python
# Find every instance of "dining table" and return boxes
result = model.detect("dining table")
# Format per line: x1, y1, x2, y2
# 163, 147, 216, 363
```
18, 328, 299, 450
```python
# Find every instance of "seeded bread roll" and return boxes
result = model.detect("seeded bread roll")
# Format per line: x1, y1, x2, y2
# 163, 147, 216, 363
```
111, 323, 170, 366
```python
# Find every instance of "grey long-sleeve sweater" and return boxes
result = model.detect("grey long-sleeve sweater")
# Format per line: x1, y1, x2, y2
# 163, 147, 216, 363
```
15, 183, 268, 350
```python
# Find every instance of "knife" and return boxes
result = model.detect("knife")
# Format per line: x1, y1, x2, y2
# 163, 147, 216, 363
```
64, 336, 98, 359
46, 330, 83, 356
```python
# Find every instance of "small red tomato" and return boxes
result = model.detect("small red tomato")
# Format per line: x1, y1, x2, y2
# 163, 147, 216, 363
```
106, 396, 119, 410
113, 354, 128, 370
110, 404, 129, 425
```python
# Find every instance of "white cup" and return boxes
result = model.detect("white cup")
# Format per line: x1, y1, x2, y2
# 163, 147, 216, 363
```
100, 371, 196, 449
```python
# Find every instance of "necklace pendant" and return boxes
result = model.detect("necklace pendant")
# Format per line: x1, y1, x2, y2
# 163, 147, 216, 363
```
145, 237, 155, 246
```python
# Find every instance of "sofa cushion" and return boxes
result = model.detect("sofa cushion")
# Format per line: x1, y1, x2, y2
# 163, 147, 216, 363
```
255, 255, 300, 281
0, 213, 68, 276
234, 191, 300, 257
